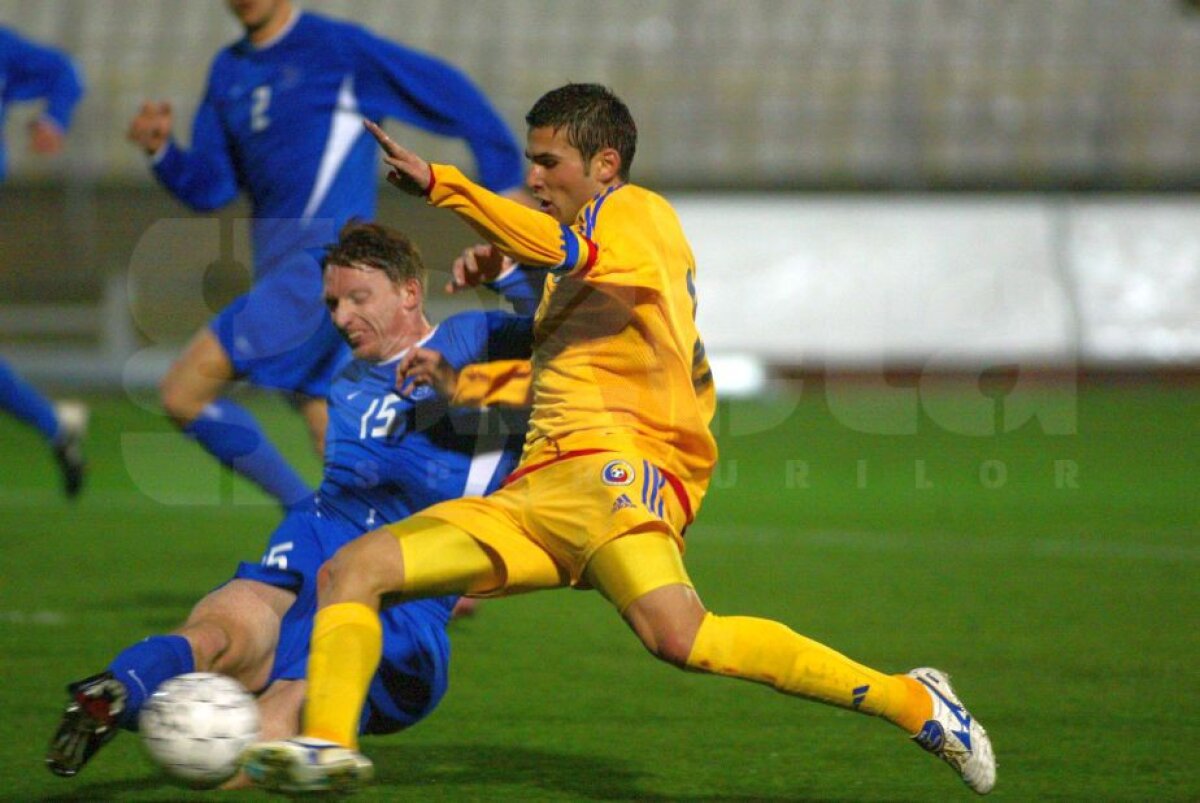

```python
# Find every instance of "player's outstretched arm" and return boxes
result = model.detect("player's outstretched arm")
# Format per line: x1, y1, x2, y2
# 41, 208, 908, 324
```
129, 82, 238, 211
366, 120, 589, 275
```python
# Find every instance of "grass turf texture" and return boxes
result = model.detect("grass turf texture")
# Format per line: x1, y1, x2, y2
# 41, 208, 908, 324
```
1, 383, 1196, 800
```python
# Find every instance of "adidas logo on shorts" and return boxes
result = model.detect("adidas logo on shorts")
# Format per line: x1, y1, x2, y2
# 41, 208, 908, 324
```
611, 493, 635, 512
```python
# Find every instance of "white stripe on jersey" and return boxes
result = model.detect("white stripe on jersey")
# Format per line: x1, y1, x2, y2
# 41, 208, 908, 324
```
463, 448, 504, 497
301, 73, 363, 222
463, 410, 507, 496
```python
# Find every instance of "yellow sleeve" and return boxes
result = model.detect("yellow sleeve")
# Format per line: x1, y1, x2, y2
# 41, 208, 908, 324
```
449, 359, 533, 409
580, 186, 702, 297
427, 164, 597, 274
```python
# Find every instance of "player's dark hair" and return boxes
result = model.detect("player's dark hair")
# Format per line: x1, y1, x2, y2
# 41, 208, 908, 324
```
525, 83, 637, 180
323, 220, 427, 292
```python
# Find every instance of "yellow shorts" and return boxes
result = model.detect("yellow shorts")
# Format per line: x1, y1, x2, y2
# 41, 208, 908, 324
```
409, 450, 693, 603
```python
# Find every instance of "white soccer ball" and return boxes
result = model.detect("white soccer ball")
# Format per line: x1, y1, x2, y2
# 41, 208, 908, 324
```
138, 672, 260, 788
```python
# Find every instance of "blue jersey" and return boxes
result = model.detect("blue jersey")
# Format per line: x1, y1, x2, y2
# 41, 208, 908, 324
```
0, 26, 83, 180
316, 309, 534, 530
233, 304, 534, 733
152, 10, 524, 278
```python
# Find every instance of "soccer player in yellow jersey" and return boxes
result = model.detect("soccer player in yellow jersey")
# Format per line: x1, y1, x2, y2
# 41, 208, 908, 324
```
243, 84, 996, 796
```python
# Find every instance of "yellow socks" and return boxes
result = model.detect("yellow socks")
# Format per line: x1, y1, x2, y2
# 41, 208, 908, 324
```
685, 612, 932, 733
302, 602, 383, 748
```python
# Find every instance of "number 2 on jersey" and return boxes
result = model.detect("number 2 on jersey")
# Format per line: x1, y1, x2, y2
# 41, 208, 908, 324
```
250, 85, 271, 132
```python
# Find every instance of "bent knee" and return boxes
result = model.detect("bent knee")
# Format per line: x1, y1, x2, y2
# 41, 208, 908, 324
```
645, 629, 697, 668
178, 620, 231, 671
621, 584, 706, 669
628, 616, 700, 667
318, 530, 404, 602
159, 375, 203, 424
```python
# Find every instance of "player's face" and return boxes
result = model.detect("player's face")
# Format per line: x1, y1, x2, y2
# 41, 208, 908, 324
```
524, 126, 605, 225
324, 263, 419, 361
226, 0, 290, 36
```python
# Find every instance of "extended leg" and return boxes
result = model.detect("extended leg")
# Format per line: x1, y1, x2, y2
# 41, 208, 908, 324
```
242, 513, 564, 794
46, 580, 293, 778
585, 531, 994, 794
0, 359, 87, 497
0, 357, 58, 439
302, 518, 502, 747
161, 328, 311, 507
585, 531, 929, 727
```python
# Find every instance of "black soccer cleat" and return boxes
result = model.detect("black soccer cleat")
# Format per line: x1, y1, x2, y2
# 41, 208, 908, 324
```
51, 401, 88, 499
46, 671, 127, 777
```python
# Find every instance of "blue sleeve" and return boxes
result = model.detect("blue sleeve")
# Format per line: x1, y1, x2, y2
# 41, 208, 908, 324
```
348, 27, 524, 193
151, 62, 239, 211
0, 28, 84, 129
487, 266, 549, 316
437, 311, 533, 369
483, 311, 534, 360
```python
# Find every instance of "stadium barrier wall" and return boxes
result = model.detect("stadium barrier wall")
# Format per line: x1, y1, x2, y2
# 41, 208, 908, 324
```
677, 194, 1199, 368
1, 192, 1197, 391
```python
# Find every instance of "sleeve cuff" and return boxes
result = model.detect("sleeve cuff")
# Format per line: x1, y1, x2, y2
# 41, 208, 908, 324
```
149, 140, 173, 166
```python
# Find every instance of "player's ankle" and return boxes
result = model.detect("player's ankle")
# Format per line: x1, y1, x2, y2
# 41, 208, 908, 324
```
889, 674, 934, 735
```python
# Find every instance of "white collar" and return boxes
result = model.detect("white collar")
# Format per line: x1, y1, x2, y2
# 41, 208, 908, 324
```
251, 8, 302, 51
380, 324, 438, 366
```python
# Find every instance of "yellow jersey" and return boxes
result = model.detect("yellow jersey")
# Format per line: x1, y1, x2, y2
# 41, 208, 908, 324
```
451, 359, 533, 409
427, 165, 717, 515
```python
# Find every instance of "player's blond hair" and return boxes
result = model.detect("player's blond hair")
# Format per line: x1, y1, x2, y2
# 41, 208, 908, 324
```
322, 221, 427, 292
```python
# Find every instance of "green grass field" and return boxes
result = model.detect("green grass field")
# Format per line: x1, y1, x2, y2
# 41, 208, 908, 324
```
2, 383, 1196, 800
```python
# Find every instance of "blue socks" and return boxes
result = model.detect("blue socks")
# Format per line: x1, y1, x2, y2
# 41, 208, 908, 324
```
182, 398, 312, 507
107, 635, 195, 729
0, 358, 59, 442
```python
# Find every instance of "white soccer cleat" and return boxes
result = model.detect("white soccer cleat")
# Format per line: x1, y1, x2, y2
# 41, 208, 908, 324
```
241, 737, 373, 794
908, 667, 996, 795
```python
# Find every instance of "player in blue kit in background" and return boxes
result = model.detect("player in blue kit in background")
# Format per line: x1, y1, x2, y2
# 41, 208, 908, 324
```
126, 0, 527, 508
0, 26, 83, 180
46, 222, 540, 783
0, 26, 88, 497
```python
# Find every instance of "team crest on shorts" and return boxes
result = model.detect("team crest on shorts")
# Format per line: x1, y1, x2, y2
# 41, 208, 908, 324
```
601, 459, 635, 486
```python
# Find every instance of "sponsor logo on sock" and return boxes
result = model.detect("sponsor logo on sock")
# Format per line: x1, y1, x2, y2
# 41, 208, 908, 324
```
852, 684, 870, 708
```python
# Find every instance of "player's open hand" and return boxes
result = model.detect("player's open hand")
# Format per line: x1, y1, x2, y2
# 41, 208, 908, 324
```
364, 119, 432, 196
127, 101, 173, 156
396, 347, 459, 398
28, 118, 66, 155
446, 244, 513, 294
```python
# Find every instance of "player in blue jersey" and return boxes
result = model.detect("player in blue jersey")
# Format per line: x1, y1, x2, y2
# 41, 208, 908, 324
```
46, 222, 538, 782
125, 0, 526, 508
0, 26, 88, 497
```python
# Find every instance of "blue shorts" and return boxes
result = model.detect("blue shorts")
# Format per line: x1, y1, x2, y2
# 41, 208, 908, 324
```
235, 509, 455, 735
211, 270, 347, 398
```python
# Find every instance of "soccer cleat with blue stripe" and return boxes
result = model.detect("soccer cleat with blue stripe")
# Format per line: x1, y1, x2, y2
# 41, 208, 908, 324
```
908, 667, 996, 795
242, 737, 374, 794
